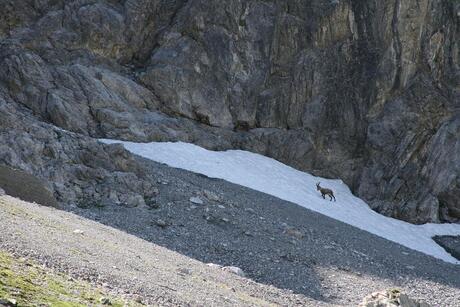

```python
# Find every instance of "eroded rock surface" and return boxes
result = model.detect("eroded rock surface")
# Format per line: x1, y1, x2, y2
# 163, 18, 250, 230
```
0, 0, 458, 223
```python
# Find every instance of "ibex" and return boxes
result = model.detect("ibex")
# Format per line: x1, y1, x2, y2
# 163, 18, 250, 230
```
316, 182, 336, 201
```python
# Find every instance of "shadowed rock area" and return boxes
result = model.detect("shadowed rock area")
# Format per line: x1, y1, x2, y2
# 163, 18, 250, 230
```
0, 0, 459, 224
0, 165, 59, 208
433, 236, 460, 261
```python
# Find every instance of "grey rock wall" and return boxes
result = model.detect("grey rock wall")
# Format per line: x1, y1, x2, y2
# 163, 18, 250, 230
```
0, 0, 458, 223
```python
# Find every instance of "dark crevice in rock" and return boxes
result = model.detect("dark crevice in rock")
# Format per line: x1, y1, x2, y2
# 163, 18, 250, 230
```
391, 0, 403, 91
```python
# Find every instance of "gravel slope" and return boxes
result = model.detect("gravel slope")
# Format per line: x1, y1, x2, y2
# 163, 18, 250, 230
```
1, 158, 459, 306
0, 196, 325, 307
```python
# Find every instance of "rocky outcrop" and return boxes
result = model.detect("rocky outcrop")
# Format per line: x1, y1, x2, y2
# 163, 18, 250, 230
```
359, 289, 430, 307
0, 100, 159, 208
0, 0, 458, 223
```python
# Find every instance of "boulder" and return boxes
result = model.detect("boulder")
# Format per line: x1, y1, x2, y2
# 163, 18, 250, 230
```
0, 165, 59, 208
360, 289, 430, 307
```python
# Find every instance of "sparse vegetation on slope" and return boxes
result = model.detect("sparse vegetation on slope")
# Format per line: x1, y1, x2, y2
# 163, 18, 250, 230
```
0, 251, 134, 307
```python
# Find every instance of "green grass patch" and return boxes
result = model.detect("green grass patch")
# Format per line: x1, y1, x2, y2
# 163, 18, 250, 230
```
0, 251, 137, 306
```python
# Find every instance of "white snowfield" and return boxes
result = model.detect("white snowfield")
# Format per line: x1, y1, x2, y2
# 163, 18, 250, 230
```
101, 139, 460, 264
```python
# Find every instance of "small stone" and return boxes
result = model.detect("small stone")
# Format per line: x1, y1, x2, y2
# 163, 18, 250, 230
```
285, 227, 304, 239
244, 208, 255, 214
243, 231, 253, 237
0, 298, 18, 307
203, 190, 220, 202
155, 219, 168, 228
126, 194, 145, 207
221, 218, 230, 223
73, 229, 84, 235
190, 196, 204, 205
145, 198, 160, 209
222, 266, 246, 277
99, 297, 111, 305
178, 268, 192, 275
218, 205, 225, 209
206, 263, 222, 269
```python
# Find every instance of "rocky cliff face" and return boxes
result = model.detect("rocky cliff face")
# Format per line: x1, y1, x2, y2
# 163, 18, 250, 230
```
0, 0, 458, 224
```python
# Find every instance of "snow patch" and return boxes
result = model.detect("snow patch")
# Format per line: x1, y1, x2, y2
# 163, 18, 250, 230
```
100, 139, 460, 264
